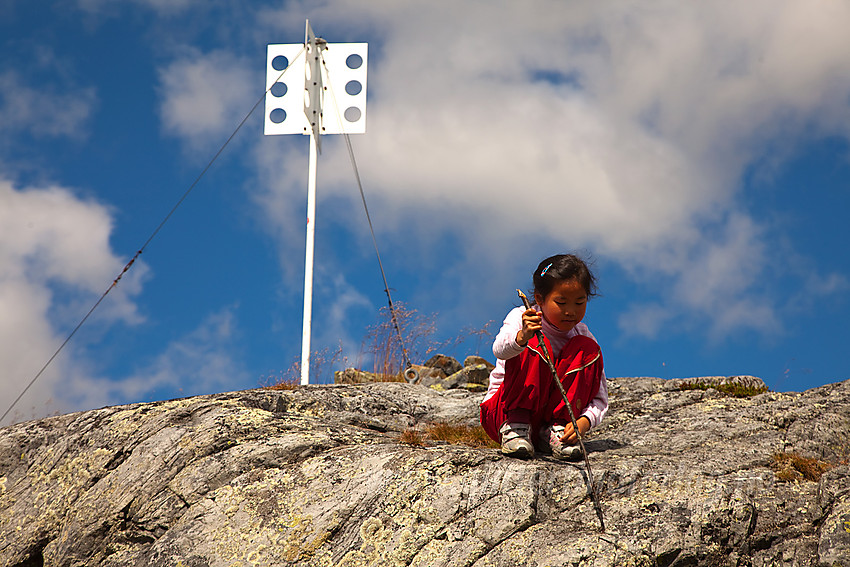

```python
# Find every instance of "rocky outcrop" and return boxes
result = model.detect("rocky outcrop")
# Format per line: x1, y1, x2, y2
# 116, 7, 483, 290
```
335, 354, 494, 393
2, 376, 850, 566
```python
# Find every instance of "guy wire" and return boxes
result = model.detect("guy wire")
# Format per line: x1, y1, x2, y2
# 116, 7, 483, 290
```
342, 131, 414, 372
321, 53, 414, 372
1, 50, 304, 424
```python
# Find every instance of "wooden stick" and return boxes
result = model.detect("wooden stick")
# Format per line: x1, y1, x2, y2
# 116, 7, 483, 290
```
517, 289, 606, 532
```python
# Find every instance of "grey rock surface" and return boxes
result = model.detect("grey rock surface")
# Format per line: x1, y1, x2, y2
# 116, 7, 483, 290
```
444, 364, 491, 391
422, 354, 464, 379
2, 377, 850, 566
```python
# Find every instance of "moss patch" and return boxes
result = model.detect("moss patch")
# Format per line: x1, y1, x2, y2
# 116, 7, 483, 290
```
679, 382, 768, 398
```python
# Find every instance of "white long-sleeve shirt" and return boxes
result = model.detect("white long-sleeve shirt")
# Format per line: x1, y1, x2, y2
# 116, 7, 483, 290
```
482, 306, 609, 429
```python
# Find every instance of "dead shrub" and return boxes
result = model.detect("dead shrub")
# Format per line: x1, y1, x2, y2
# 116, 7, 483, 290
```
771, 452, 832, 482
262, 343, 345, 389
399, 428, 426, 447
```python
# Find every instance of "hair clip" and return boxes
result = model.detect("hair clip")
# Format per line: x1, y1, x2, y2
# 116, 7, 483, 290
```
540, 263, 553, 276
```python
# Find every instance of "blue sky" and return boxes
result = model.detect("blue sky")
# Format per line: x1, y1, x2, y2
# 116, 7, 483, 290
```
2, 1, 849, 424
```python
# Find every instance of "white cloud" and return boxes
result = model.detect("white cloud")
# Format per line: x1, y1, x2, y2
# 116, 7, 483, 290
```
85, 307, 250, 405
250, 137, 312, 283
12, 308, 250, 422
313, 270, 374, 364
307, 0, 850, 335
0, 178, 146, 425
579, 1, 850, 166
0, 70, 96, 140
152, 1, 850, 341
158, 49, 258, 152
6, 0, 846, 415
806, 272, 850, 297
77, 0, 196, 16
0, 183, 251, 422
617, 303, 675, 341
669, 213, 779, 334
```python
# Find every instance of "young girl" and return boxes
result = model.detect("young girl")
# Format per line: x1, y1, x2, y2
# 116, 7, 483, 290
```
480, 254, 608, 460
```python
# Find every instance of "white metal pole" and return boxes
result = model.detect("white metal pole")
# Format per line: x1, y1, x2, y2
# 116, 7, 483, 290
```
300, 130, 319, 385
265, 23, 366, 386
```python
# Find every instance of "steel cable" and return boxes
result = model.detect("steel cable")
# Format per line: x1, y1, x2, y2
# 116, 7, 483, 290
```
322, 55, 416, 378
1, 49, 304, 424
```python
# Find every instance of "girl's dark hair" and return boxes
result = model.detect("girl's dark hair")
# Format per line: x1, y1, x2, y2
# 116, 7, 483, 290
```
532, 254, 598, 300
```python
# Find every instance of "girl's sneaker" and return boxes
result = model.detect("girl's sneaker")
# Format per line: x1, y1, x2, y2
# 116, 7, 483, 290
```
499, 422, 534, 458
539, 424, 582, 461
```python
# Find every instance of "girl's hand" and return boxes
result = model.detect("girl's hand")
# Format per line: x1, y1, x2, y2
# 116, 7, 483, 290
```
516, 308, 542, 346
561, 416, 591, 444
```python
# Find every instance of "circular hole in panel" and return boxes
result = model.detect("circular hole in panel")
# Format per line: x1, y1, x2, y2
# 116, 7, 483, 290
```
271, 82, 288, 97
344, 106, 362, 122
270, 108, 287, 124
271, 55, 289, 71
346, 54, 363, 69
345, 80, 362, 96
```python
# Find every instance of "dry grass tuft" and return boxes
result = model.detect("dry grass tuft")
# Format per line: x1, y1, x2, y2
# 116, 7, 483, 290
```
399, 429, 426, 447
399, 422, 499, 449
360, 303, 496, 379
261, 344, 345, 389
771, 452, 833, 483
372, 372, 407, 383
363, 303, 436, 378
263, 378, 299, 391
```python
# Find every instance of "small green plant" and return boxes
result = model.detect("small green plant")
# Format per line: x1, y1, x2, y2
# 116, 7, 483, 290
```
399, 422, 499, 449
678, 381, 768, 398
771, 452, 832, 482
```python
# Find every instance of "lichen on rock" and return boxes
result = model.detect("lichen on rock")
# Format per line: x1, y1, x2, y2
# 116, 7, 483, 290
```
1, 378, 850, 566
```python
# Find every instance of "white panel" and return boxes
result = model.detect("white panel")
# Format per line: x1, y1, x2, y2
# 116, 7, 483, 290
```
264, 44, 310, 135
320, 43, 368, 135
264, 42, 367, 136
